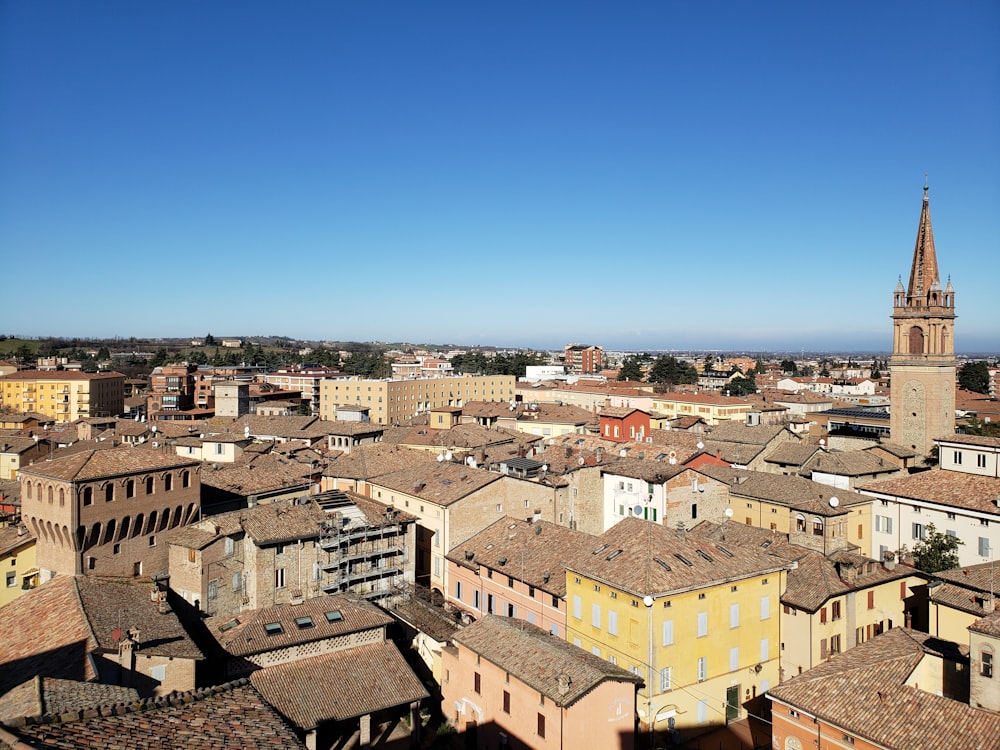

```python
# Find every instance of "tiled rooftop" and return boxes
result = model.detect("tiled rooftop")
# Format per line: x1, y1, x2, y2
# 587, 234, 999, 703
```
859, 469, 1000, 516
18, 446, 200, 482
207, 594, 393, 658
697, 466, 855, 515
249, 640, 428, 729
768, 628, 1000, 750
451, 615, 642, 708
447, 517, 596, 598
323, 442, 437, 481
567, 517, 790, 598
0, 677, 140, 724
3, 679, 305, 749
369, 462, 502, 507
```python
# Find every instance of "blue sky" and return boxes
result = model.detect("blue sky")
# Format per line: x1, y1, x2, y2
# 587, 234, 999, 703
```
1, 2, 998, 353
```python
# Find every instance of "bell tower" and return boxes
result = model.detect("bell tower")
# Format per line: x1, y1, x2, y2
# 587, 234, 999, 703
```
889, 183, 956, 458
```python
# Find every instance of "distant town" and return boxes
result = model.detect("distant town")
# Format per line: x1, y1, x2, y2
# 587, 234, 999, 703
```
1, 191, 999, 749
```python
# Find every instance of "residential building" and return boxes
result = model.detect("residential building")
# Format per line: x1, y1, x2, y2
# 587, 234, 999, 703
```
366, 461, 556, 596
0, 575, 203, 698
598, 406, 650, 443
928, 561, 1000, 644
441, 615, 642, 750
0, 523, 36, 606
969, 606, 1000, 713
564, 344, 605, 374
207, 594, 428, 750
700, 422, 802, 470
319, 374, 517, 425
769, 628, 1000, 750
0, 435, 48, 479
168, 492, 415, 616
0, 370, 125, 422
937, 433, 1000, 477
565, 517, 791, 737
648, 391, 755, 426
146, 363, 199, 416
261, 365, 344, 416
18, 446, 201, 580
890, 185, 957, 458
858, 468, 1000, 567
446, 517, 593, 638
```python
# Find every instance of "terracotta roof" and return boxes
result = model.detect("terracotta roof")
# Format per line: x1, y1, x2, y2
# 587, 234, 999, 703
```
600, 457, 687, 484
0, 577, 202, 696
768, 628, 1000, 750
392, 422, 519, 450
323, 443, 437, 481
451, 616, 642, 708
207, 594, 393, 658
859, 469, 1000, 516
199, 454, 312, 496
763, 443, 822, 467
930, 581, 994, 618
249, 640, 428, 729
382, 595, 461, 642
801, 449, 901, 478
0, 677, 140, 723
18, 446, 199, 483
697, 466, 854, 516
369, 462, 502, 507
936, 433, 1000, 449
566, 517, 790, 598
4, 679, 305, 749
447, 517, 595, 598
0, 371, 124, 382
0, 524, 34, 556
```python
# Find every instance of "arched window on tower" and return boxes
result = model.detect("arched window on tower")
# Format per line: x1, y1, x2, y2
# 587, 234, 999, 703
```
908, 326, 924, 355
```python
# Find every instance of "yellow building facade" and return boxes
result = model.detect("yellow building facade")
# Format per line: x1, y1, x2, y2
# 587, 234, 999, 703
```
319, 374, 516, 425
0, 527, 38, 607
0, 371, 125, 423
565, 517, 788, 736
649, 393, 753, 426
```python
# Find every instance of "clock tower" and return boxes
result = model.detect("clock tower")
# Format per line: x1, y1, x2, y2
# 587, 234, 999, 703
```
890, 184, 956, 458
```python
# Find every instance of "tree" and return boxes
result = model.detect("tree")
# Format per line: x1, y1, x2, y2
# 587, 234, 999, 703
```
150, 348, 168, 368
648, 356, 697, 386
779, 359, 798, 375
726, 371, 757, 397
754, 359, 766, 375
911, 523, 963, 573
617, 356, 644, 382
97, 346, 111, 360
959, 361, 991, 394
703, 354, 715, 371
204, 333, 216, 346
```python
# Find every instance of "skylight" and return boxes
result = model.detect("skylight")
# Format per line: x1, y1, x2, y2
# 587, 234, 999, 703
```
295, 616, 315, 629
325, 610, 344, 623
219, 618, 240, 632
264, 622, 283, 635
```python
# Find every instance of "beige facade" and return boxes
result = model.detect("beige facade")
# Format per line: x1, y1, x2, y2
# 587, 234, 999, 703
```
0, 526, 37, 607
319, 374, 516, 425
0, 370, 125, 422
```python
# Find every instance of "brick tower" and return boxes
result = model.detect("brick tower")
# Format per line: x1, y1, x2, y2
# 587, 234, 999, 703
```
889, 184, 956, 458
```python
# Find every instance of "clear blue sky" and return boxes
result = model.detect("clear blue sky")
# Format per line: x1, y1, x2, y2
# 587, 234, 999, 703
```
2, 2, 997, 353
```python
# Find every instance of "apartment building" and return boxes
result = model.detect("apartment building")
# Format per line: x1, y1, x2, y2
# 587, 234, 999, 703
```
319, 374, 516, 425
441, 616, 642, 750
565, 517, 791, 737
0, 370, 125, 422
0, 523, 36, 607
563, 344, 604, 374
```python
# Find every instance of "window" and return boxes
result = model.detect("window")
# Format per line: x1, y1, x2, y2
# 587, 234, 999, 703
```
829, 634, 840, 655
662, 619, 674, 646
912, 523, 925, 540
474, 672, 481, 694
875, 515, 893, 533
455, 581, 463, 601
105, 484, 114, 502
592, 603, 601, 628
729, 646, 739, 671
953, 451, 962, 465
979, 454, 988, 468
820, 607, 827, 624
697, 656, 707, 681
165, 473, 173, 492
225, 537, 234, 556
473, 590, 481, 610
537, 713, 545, 738
697, 700, 707, 724
276, 543, 285, 556
832, 601, 841, 620
761, 638, 770, 661
697, 611, 708, 637
867, 591, 875, 609
275, 568, 286, 589
146, 477, 154, 494
573, 595, 582, 619
982, 647, 994, 678
126, 480, 135, 499
295, 616, 314, 629
503, 690, 510, 714
730, 603, 740, 628
980, 537, 991, 557
325, 610, 344, 623
82, 487, 93, 506
5, 572, 14, 588
264, 622, 283, 635
232, 572, 241, 591
761, 596, 770, 620
608, 610, 618, 636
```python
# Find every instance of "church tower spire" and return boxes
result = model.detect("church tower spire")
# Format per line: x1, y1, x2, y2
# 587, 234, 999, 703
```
890, 183, 957, 459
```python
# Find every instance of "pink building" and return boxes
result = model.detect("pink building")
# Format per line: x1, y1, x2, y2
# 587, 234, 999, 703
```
445, 518, 594, 639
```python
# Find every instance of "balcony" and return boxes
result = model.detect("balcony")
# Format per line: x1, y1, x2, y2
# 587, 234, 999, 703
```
319, 525, 403, 549
321, 566, 401, 592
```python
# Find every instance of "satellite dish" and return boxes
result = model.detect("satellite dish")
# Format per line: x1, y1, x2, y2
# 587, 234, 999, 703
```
437, 454, 444, 462
541, 464, 548, 472
829, 496, 840, 507
697, 441, 704, 450
633, 505, 643, 516
669, 457, 677, 465
620, 449, 627, 457
643, 595, 654, 608
466, 456, 476, 467
445, 451, 453, 461
724, 508, 734, 518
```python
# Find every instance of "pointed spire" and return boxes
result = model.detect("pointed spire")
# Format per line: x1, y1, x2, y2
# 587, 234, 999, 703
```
906, 182, 939, 302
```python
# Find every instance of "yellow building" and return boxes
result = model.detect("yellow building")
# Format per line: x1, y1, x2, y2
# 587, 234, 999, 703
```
649, 392, 754, 426
319, 374, 516, 425
0, 371, 125, 423
565, 517, 790, 737
928, 561, 999, 644
0, 525, 37, 607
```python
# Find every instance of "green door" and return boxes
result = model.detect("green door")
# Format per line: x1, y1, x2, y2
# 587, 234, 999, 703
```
726, 685, 740, 722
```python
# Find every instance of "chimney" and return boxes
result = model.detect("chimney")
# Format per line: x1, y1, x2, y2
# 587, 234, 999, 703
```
557, 673, 572, 696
